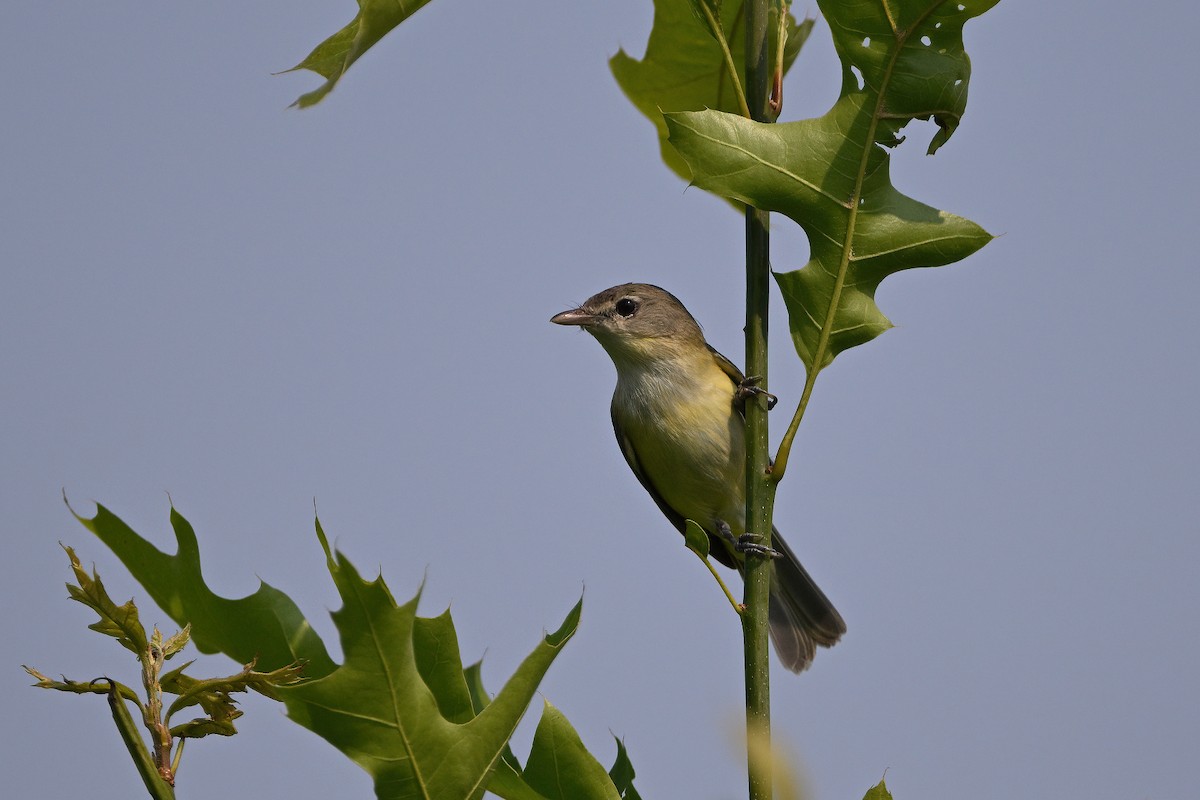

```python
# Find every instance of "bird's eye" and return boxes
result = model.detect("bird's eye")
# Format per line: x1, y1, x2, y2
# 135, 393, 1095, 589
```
615, 298, 639, 317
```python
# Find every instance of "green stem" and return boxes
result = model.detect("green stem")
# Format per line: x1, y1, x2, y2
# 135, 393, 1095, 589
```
141, 641, 176, 786
692, 546, 747, 616
107, 684, 175, 800
743, 1, 773, 799
769, 363, 820, 484
699, 2, 752, 119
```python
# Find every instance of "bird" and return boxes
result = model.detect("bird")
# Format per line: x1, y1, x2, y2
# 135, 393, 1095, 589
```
551, 282, 845, 672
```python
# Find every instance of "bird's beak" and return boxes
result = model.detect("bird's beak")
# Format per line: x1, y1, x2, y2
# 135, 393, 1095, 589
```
550, 308, 601, 327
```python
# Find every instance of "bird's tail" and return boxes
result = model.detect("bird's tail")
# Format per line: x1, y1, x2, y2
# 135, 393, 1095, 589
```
765, 528, 845, 673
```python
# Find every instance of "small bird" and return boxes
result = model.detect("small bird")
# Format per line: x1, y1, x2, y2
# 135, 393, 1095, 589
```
552, 283, 845, 672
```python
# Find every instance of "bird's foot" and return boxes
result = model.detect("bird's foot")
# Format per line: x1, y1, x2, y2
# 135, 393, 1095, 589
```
715, 520, 781, 558
735, 532, 782, 559
737, 375, 777, 410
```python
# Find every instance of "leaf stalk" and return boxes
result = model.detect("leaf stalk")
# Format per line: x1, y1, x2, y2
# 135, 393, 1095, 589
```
694, 546, 748, 616
773, 6, 928, 484
696, 1, 752, 119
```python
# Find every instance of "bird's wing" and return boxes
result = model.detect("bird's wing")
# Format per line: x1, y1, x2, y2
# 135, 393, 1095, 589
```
707, 343, 754, 418
610, 403, 740, 570
610, 408, 689, 535
707, 344, 746, 386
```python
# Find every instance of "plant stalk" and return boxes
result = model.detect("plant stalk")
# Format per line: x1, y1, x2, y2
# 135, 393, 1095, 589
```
743, 1, 774, 798
107, 684, 175, 799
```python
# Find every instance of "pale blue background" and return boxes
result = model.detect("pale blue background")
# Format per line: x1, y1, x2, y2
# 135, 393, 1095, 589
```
3, 2, 1197, 798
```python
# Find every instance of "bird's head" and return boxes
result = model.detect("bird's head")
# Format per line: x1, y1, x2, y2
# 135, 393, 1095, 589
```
551, 283, 707, 367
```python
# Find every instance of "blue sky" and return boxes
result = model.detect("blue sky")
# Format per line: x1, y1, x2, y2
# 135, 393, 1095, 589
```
3, 2, 1197, 799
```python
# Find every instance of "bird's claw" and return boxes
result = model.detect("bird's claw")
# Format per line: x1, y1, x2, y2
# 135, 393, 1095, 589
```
714, 521, 781, 558
735, 532, 782, 559
737, 375, 777, 410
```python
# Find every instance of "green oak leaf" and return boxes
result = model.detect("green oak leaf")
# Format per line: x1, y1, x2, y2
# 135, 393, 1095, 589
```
156, 623, 191, 660
611, 0, 813, 186
162, 660, 305, 730
23, 666, 126, 697
61, 543, 148, 656
665, 0, 997, 372
464, 661, 546, 800
523, 700, 622, 800
169, 716, 239, 739
863, 777, 893, 800
284, 0, 435, 108
686, 0, 724, 39
607, 736, 644, 800
75, 501, 602, 800
465, 665, 646, 800
70, 498, 338, 677
277, 530, 583, 800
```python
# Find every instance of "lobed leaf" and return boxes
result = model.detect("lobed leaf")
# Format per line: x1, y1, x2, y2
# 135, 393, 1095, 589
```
665, 0, 997, 372
862, 777, 893, 800
157, 623, 191, 660
611, 0, 813, 186
70, 499, 338, 677
277, 530, 584, 800
465, 665, 647, 800
23, 666, 133, 700
285, 0, 435, 108
61, 543, 148, 656
163, 660, 305, 726
75, 503, 622, 800
607, 736, 644, 800
169, 716, 240, 739
522, 701, 622, 800
464, 661, 545, 800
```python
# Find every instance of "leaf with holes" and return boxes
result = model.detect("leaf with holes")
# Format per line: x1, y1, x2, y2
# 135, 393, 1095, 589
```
665, 0, 997, 373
